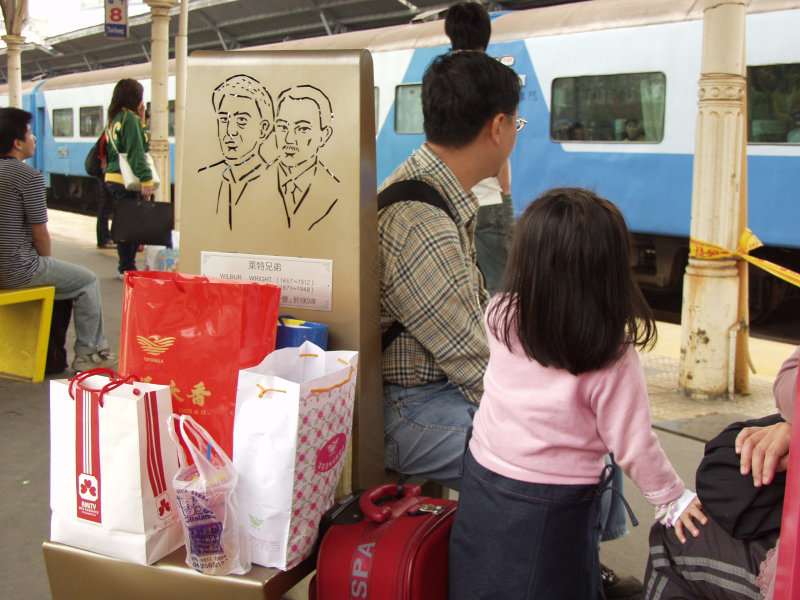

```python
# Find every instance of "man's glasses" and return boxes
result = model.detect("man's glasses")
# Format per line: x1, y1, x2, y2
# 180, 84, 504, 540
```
505, 114, 527, 132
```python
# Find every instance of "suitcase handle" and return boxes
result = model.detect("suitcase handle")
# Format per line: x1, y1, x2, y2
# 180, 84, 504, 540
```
359, 483, 422, 523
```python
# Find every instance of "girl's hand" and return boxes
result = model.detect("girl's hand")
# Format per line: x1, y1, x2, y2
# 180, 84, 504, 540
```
141, 185, 153, 201
673, 497, 706, 544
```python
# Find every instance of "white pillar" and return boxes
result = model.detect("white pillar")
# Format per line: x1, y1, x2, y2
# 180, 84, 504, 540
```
145, 0, 178, 204
3, 34, 25, 108
679, 0, 747, 399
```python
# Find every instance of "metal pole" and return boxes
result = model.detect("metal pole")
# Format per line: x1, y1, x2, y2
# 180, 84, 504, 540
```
679, 0, 747, 399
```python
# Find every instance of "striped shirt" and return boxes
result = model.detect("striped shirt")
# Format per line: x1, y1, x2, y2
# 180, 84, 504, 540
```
0, 157, 47, 288
379, 143, 490, 405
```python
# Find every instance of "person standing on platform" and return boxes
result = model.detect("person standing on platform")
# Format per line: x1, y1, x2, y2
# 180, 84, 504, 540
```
444, 1, 515, 295
449, 188, 706, 599
93, 130, 115, 249
104, 78, 153, 279
379, 50, 520, 489
0, 107, 117, 372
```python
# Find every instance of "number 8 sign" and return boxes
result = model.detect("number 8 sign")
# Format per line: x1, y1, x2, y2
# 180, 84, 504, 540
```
104, 0, 129, 40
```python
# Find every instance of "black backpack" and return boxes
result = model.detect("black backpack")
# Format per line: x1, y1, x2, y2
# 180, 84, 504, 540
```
84, 133, 104, 179
377, 179, 454, 351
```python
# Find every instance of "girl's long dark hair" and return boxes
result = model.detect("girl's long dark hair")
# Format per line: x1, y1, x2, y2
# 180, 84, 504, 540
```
488, 187, 656, 375
107, 78, 143, 124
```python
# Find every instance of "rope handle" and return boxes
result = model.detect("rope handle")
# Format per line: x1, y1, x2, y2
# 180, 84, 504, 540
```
68, 367, 141, 407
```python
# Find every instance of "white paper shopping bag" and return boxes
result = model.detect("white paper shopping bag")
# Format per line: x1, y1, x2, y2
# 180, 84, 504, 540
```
233, 341, 358, 570
49, 368, 183, 564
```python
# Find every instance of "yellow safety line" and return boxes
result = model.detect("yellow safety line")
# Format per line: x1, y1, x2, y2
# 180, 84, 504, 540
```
690, 229, 800, 288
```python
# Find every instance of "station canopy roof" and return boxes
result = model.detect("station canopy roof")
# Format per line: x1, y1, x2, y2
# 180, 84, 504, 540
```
0, 0, 580, 84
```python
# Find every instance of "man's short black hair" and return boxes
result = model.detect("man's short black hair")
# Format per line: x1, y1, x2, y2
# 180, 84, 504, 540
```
445, 2, 491, 51
0, 107, 32, 155
422, 51, 520, 148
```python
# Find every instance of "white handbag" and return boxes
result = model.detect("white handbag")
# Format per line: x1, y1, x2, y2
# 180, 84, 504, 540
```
106, 127, 160, 192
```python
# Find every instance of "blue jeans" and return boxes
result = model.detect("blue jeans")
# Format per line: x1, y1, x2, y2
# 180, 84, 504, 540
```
474, 194, 514, 295
449, 450, 602, 599
383, 381, 473, 490
105, 182, 140, 274
28, 256, 109, 356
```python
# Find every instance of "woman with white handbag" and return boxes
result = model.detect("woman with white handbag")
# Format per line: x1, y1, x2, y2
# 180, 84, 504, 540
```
104, 78, 157, 280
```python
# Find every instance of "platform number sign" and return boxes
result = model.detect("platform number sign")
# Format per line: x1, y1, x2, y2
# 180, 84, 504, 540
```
105, 0, 129, 39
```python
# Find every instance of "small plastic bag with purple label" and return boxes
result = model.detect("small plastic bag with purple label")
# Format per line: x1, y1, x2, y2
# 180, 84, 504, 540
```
167, 414, 251, 575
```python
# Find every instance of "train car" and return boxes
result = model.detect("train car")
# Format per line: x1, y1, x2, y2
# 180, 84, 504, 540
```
0, 61, 177, 213
3, 0, 799, 314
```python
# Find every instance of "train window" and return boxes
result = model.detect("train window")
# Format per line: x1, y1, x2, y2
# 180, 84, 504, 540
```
395, 84, 423, 135
52, 108, 73, 138
79, 106, 104, 138
550, 72, 665, 142
747, 63, 800, 144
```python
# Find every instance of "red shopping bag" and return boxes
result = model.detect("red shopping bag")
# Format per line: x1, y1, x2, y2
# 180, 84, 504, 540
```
119, 271, 280, 457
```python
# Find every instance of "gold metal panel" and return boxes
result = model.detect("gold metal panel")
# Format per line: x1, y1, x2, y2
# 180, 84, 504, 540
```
179, 49, 384, 490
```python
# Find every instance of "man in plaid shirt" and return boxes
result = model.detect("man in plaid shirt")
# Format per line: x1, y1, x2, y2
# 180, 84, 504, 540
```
379, 51, 521, 489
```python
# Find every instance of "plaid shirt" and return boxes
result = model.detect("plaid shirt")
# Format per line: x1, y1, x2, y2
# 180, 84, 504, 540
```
379, 144, 490, 405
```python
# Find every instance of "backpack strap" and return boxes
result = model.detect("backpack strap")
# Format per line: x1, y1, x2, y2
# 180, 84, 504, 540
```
377, 179, 455, 352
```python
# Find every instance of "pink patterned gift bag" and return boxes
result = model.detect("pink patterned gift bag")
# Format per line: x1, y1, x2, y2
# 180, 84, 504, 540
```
233, 341, 358, 570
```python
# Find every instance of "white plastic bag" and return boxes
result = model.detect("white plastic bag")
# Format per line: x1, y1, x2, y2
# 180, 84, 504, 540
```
167, 414, 250, 575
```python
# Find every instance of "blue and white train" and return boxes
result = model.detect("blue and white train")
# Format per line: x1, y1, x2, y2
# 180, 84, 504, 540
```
3, 0, 799, 313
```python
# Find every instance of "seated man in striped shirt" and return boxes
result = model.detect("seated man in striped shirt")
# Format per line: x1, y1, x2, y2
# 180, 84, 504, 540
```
378, 51, 521, 489
0, 107, 117, 372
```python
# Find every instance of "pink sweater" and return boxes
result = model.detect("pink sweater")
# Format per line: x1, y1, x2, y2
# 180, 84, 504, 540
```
470, 304, 685, 507
774, 345, 799, 422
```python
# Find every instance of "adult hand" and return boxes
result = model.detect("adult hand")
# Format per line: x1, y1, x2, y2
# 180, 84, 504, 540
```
673, 496, 706, 544
736, 421, 792, 487
141, 185, 153, 200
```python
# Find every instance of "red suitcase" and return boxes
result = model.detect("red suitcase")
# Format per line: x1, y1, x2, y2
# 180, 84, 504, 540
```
312, 483, 457, 599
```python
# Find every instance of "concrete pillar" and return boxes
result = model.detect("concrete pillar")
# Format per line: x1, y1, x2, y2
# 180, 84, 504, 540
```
3, 34, 25, 108
679, 0, 747, 399
145, 0, 178, 204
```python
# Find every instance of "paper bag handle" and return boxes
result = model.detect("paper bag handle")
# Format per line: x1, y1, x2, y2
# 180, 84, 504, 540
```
68, 367, 140, 406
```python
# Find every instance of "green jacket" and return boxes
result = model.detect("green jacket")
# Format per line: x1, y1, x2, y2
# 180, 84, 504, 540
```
104, 108, 153, 187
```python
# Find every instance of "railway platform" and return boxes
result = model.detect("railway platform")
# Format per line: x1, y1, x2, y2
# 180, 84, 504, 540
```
0, 210, 795, 599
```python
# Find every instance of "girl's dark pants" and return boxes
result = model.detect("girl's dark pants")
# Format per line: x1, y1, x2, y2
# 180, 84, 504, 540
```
449, 449, 604, 599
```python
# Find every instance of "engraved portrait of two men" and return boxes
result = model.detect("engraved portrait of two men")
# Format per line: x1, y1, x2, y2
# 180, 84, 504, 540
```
197, 74, 342, 234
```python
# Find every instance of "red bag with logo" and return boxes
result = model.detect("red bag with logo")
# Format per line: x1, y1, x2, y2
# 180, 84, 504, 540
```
119, 271, 280, 457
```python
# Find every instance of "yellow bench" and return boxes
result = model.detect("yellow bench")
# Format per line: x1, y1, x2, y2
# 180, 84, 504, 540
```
0, 286, 55, 382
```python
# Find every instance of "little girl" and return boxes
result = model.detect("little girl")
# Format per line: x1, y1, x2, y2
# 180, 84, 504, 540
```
448, 188, 706, 599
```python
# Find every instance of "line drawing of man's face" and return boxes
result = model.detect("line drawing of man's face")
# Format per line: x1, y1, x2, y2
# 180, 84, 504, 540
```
275, 96, 332, 170
216, 94, 270, 163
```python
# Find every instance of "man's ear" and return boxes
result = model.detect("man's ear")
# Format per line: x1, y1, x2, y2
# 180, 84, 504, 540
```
260, 120, 273, 139
488, 113, 504, 146
319, 125, 333, 147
